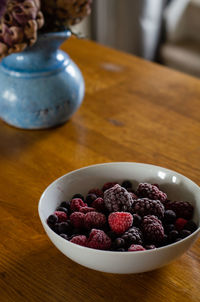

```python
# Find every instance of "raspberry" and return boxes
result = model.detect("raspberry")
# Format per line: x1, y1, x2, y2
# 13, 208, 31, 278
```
122, 227, 143, 246
104, 184, 133, 212
132, 198, 165, 219
88, 188, 103, 197
164, 201, 194, 220
54, 211, 68, 222
79, 207, 95, 214
142, 215, 164, 244
70, 235, 87, 247
87, 229, 111, 250
175, 218, 188, 231
84, 212, 106, 229
102, 182, 117, 192
136, 183, 167, 202
70, 212, 85, 228
70, 198, 87, 212
128, 244, 146, 252
108, 212, 133, 234
91, 197, 106, 212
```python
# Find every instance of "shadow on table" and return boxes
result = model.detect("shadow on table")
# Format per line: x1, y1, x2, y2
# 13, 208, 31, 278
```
0, 241, 177, 302
0, 120, 64, 160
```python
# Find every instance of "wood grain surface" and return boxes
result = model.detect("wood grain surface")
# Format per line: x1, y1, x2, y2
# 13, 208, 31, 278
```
0, 37, 200, 302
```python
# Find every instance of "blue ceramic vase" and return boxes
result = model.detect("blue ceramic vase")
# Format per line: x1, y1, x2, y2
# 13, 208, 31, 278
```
0, 30, 85, 129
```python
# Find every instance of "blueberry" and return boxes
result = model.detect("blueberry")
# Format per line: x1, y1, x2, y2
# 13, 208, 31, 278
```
121, 180, 132, 189
47, 214, 58, 226
72, 193, 84, 201
56, 207, 68, 214
116, 248, 126, 252
180, 229, 191, 238
145, 245, 156, 250
58, 222, 71, 234
60, 234, 68, 240
60, 201, 71, 210
184, 220, 198, 233
160, 234, 169, 246
53, 223, 60, 234
132, 214, 142, 227
168, 230, 179, 242
175, 238, 182, 242
164, 224, 175, 234
114, 238, 125, 248
106, 230, 118, 240
163, 210, 176, 224
71, 228, 82, 235
85, 194, 97, 206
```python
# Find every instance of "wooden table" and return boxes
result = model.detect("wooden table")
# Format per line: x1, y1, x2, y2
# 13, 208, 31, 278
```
0, 37, 200, 302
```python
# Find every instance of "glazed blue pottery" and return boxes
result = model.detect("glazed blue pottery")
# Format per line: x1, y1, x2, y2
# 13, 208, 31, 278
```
0, 30, 85, 129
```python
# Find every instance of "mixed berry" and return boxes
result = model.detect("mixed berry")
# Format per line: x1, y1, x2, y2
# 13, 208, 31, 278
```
47, 181, 198, 252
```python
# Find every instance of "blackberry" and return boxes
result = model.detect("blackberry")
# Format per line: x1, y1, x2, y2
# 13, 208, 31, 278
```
164, 200, 194, 220
104, 184, 133, 212
163, 210, 176, 224
184, 220, 198, 232
136, 183, 167, 202
132, 198, 165, 219
142, 215, 164, 244
121, 180, 132, 189
122, 227, 143, 246
72, 193, 84, 201
129, 192, 138, 200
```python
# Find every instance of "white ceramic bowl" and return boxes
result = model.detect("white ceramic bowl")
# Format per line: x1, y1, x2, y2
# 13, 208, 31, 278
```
38, 162, 200, 274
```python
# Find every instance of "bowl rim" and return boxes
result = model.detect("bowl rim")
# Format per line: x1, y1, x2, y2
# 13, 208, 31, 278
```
38, 162, 200, 255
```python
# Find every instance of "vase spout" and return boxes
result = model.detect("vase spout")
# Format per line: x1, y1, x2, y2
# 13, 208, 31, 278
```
1, 30, 71, 73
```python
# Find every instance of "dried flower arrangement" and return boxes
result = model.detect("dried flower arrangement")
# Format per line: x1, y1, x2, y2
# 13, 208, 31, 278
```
0, 0, 92, 60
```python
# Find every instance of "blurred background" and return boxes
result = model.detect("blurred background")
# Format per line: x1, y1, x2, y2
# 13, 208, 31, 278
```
72, 0, 200, 78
